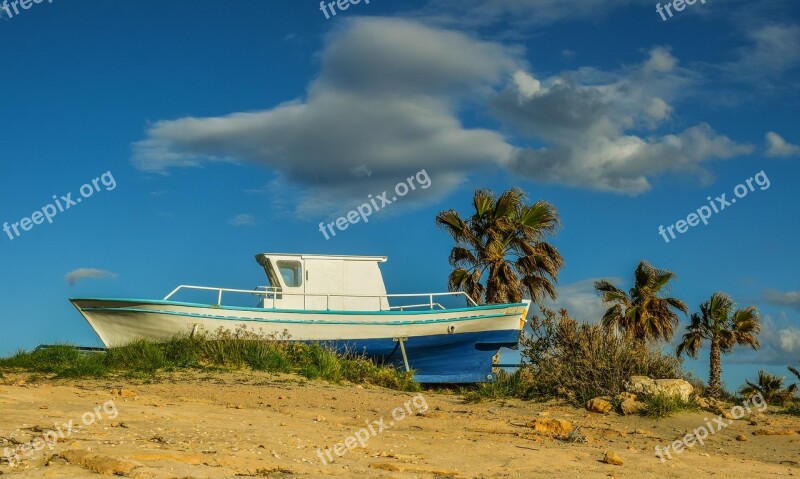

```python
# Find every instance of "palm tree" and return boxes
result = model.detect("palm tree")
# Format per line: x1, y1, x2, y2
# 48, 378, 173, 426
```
677, 292, 761, 398
594, 261, 688, 342
435, 188, 563, 305
740, 370, 798, 405
789, 363, 800, 383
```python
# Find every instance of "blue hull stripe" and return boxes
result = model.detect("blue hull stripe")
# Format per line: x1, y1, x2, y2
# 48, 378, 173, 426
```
324, 330, 522, 383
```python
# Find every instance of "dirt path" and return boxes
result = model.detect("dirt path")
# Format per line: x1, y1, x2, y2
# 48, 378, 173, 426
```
1, 372, 798, 478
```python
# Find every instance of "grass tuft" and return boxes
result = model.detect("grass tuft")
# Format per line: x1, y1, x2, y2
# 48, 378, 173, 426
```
641, 393, 696, 418
784, 402, 800, 417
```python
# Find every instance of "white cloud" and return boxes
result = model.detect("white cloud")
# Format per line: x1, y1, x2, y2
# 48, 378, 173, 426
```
540, 278, 613, 323
133, 18, 517, 215
763, 289, 800, 310
132, 20, 753, 209
765, 132, 800, 157
229, 214, 256, 227
747, 313, 800, 365
723, 24, 800, 83
65, 268, 118, 286
492, 48, 753, 193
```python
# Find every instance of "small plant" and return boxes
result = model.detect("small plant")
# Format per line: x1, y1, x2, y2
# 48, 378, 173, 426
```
461, 370, 530, 403
642, 393, 695, 418
784, 402, 800, 417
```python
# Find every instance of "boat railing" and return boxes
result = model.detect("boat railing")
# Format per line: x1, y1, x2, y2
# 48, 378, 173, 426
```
162, 284, 478, 310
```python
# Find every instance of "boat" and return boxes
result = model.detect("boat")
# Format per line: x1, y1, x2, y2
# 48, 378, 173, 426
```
70, 253, 530, 383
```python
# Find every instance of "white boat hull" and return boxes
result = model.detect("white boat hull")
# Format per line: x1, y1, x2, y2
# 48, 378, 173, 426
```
70, 298, 528, 383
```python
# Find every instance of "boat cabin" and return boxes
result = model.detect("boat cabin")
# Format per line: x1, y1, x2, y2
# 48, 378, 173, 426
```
255, 253, 390, 311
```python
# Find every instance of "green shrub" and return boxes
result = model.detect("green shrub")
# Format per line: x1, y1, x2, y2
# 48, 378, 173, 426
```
518, 307, 686, 405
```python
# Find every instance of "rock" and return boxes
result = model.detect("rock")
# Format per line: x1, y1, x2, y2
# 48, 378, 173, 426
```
736, 435, 748, 441
370, 462, 462, 477
625, 376, 693, 401
314, 415, 326, 422
619, 398, 646, 416
525, 418, 574, 437
586, 397, 613, 414
603, 450, 624, 466
752, 429, 799, 436
60, 450, 138, 476
111, 388, 137, 398
616, 392, 637, 402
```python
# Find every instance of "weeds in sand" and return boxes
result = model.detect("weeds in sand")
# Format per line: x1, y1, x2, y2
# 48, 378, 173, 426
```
782, 401, 800, 416
641, 392, 696, 418
461, 370, 529, 403
0, 329, 418, 391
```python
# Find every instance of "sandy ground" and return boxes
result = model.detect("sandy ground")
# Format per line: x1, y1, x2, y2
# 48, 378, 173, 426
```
1, 371, 798, 478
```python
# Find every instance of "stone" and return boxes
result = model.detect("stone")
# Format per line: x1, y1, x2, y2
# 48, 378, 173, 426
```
752, 429, 798, 436
616, 392, 637, 402
736, 434, 748, 441
625, 376, 693, 401
525, 418, 574, 437
586, 397, 613, 414
619, 398, 646, 416
370, 462, 463, 476
60, 450, 138, 476
694, 397, 710, 409
603, 450, 624, 466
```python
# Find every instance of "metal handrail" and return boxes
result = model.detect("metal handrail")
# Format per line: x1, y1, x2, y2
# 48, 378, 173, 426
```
162, 284, 478, 310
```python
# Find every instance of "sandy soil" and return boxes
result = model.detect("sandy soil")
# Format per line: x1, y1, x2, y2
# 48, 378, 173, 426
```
1, 371, 798, 478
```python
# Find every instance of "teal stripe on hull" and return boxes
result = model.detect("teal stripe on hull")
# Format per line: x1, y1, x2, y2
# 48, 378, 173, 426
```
82, 306, 513, 326
71, 298, 526, 316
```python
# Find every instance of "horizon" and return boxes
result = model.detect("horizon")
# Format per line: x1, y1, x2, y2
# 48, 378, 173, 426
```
1, 0, 798, 392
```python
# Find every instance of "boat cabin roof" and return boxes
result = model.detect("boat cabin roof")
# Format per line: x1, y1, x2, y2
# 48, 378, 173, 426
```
255, 253, 388, 263
254, 253, 389, 300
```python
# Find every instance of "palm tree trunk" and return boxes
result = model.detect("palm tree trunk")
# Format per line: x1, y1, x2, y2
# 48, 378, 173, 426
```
485, 265, 502, 304
708, 340, 722, 398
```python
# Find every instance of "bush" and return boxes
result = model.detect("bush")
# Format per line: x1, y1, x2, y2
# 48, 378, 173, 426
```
519, 307, 686, 405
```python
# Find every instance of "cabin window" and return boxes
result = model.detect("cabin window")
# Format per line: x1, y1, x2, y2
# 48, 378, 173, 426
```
276, 260, 302, 288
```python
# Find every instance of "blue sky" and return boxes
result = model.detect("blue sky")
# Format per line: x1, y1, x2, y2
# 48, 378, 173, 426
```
1, 0, 798, 391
